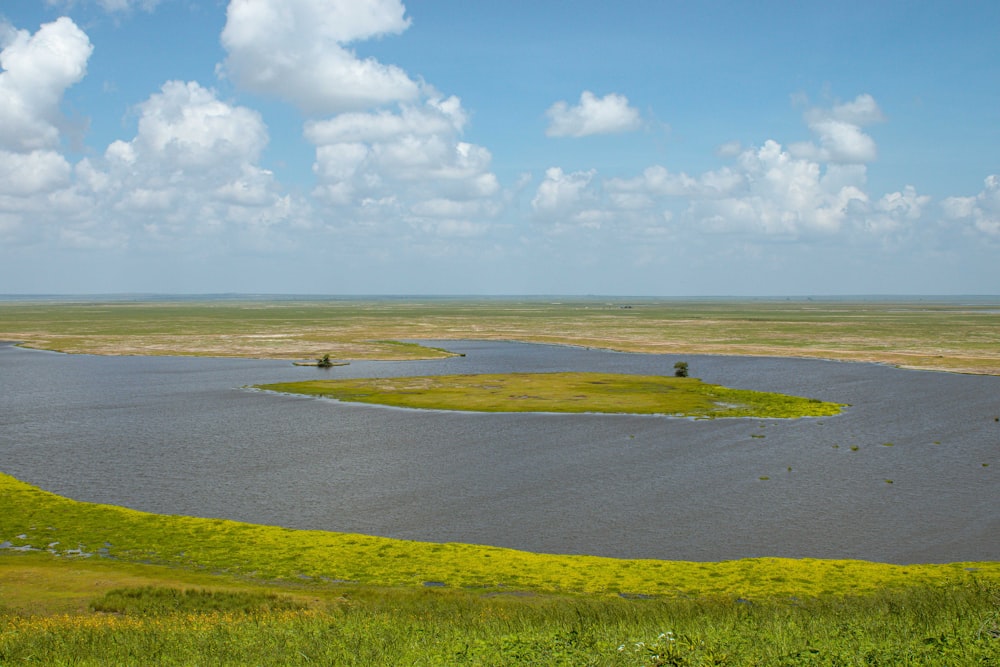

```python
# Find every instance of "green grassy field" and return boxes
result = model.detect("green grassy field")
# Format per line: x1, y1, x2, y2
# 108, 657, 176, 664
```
2, 297, 999, 374
2, 473, 998, 665
257, 372, 844, 418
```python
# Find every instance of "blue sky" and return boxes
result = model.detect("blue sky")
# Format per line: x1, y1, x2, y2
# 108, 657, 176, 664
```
1, 0, 998, 295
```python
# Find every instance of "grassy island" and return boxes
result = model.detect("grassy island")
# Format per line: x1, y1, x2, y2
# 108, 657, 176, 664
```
256, 371, 845, 418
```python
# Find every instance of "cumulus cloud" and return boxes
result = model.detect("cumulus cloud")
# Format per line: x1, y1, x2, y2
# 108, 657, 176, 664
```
608, 165, 743, 199
535, 92, 936, 243
99, 81, 283, 216
0, 16, 93, 152
122, 80, 268, 169
0, 16, 92, 244
0, 149, 73, 197
789, 93, 884, 164
545, 91, 642, 137
861, 186, 930, 235
943, 175, 1000, 238
684, 140, 869, 236
304, 96, 467, 144
308, 95, 502, 234
220, 0, 418, 114
532, 167, 596, 214
13, 80, 307, 251
539, 113, 936, 243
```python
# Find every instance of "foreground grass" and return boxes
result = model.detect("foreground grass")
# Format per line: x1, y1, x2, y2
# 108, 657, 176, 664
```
2, 472, 999, 664
2, 573, 997, 665
2, 297, 999, 374
257, 372, 844, 418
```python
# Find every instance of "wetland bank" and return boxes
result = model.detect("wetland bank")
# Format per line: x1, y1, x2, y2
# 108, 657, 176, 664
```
1, 297, 998, 563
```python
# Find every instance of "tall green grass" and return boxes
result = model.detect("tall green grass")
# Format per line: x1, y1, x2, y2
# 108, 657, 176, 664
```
2, 577, 998, 665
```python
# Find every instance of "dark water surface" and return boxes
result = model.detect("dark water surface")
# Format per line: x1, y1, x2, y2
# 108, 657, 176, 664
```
1, 340, 997, 563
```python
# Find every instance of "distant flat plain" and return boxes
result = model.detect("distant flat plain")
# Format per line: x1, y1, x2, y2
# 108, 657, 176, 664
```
1, 296, 999, 375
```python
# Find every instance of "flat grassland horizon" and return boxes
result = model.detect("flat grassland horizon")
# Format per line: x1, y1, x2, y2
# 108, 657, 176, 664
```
2, 295, 999, 375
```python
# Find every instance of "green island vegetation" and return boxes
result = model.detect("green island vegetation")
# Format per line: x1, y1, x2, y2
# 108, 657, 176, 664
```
2, 473, 999, 665
2, 296, 999, 374
256, 372, 844, 419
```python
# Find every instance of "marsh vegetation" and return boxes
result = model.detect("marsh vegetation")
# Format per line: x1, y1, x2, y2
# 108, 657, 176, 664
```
1, 473, 998, 665
2, 297, 999, 374
257, 371, 844, 418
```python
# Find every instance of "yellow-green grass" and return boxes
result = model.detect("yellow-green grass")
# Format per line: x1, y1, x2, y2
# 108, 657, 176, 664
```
3, 578, 996, 666
4, 472, 999, 665
257, 372, 844, 418
2, 297, 999, 374
2, 473, 995, 604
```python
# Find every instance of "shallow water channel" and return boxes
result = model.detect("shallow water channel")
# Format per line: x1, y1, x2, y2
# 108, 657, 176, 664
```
1, 340, 997, 563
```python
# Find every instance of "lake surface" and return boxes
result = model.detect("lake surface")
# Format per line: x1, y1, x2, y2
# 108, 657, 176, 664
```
1, 340, 997, 563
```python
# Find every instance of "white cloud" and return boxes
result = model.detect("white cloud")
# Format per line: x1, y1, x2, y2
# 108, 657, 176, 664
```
860, 186, 930, 234
544, 134, 926, 241
220, 0, 418, 114
684, 140, 869, 236
304, 96, 467, 144
308, 95, 503, 234
545, 91, 642, 138
608, 165, 743, 199
716, 140, 742, 157
0, 17, 93, 152
127, 80, 268, 169
99, 80, 285, 222
531, 167, 596, 215
789, 94, 884, 164
820, 93, 885, 126
0, 149, 72, 196
943, 175, 1000, 238
18, 80, 305, 251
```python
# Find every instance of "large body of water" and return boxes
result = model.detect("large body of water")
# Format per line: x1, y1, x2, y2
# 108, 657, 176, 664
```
1, 340, 997, 563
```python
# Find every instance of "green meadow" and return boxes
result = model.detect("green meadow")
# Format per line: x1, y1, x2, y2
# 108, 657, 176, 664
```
257, 372, 844, 418
1, 473, 998, 665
